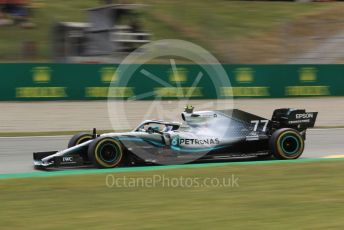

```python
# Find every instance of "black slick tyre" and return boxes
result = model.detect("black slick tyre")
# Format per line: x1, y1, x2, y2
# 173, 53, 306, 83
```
68, 133, 93, 148
269, 128, 304, 160
87, 137, 124, 168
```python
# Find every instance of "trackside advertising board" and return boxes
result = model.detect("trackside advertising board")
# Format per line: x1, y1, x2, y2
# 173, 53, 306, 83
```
0, 64, 342, 101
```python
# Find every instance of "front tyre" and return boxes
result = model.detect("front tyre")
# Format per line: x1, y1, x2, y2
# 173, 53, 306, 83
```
88, 137, 124, 168
269, 128, 304, 160
68, 133, 94, 162
68, 133, 93, 148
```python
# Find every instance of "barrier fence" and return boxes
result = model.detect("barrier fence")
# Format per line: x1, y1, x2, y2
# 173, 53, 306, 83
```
0, 64, 342, 101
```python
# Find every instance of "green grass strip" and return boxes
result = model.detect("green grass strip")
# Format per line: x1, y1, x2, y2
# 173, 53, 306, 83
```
1, 157, 344, 180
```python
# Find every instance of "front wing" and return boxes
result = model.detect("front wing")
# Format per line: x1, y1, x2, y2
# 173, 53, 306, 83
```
33, 151, 84, 169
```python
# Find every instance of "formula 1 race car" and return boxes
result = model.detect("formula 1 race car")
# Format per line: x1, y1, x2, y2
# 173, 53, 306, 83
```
33, 106, 317, 169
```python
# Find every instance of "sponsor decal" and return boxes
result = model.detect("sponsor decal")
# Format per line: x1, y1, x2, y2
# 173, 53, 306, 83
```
221, 87, 270, 97
171, 135, 179, 146
175, 138, 220, 146
85, 87, 134, 98
100, 67, 118, 83
235, 67, 254, 83
16, 87, 67, 98
62, 157, 74, 162
299, 67, 317, 82
296, 113, 313, 119
32, 67, 51, 83
169, 67, 188, 83
289, 120, 311, 124
285, 86, 330, 96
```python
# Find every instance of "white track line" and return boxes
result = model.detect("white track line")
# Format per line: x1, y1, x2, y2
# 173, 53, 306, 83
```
322, 154, 344, 159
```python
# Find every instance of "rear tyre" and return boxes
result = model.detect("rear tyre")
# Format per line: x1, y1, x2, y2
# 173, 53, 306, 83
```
88, 137, 124, 168
68, 133, 93, 148
269, 128, 304, 160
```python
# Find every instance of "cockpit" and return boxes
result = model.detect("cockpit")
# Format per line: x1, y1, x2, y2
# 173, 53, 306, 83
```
134, 121, 180, 134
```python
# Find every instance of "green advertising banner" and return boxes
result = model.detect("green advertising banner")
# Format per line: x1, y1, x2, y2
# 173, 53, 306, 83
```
0, 64, 342, 101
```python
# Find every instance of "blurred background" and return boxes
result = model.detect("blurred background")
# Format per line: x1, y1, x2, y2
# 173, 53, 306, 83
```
1, 0, 344, 132
0, 0, 344, 64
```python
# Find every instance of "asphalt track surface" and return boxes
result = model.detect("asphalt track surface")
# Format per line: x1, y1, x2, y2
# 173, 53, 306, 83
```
0, 129, 343, 174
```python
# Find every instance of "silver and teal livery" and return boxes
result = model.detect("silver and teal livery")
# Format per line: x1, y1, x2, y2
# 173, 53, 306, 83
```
33, 106, 317, 169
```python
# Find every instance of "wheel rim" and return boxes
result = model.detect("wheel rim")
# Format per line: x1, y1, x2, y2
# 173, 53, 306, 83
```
281, 135, 300, 155
99, 143, 120, 163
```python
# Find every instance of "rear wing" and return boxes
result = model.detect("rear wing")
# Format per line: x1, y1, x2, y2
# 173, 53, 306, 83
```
272, 108, 318, 130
